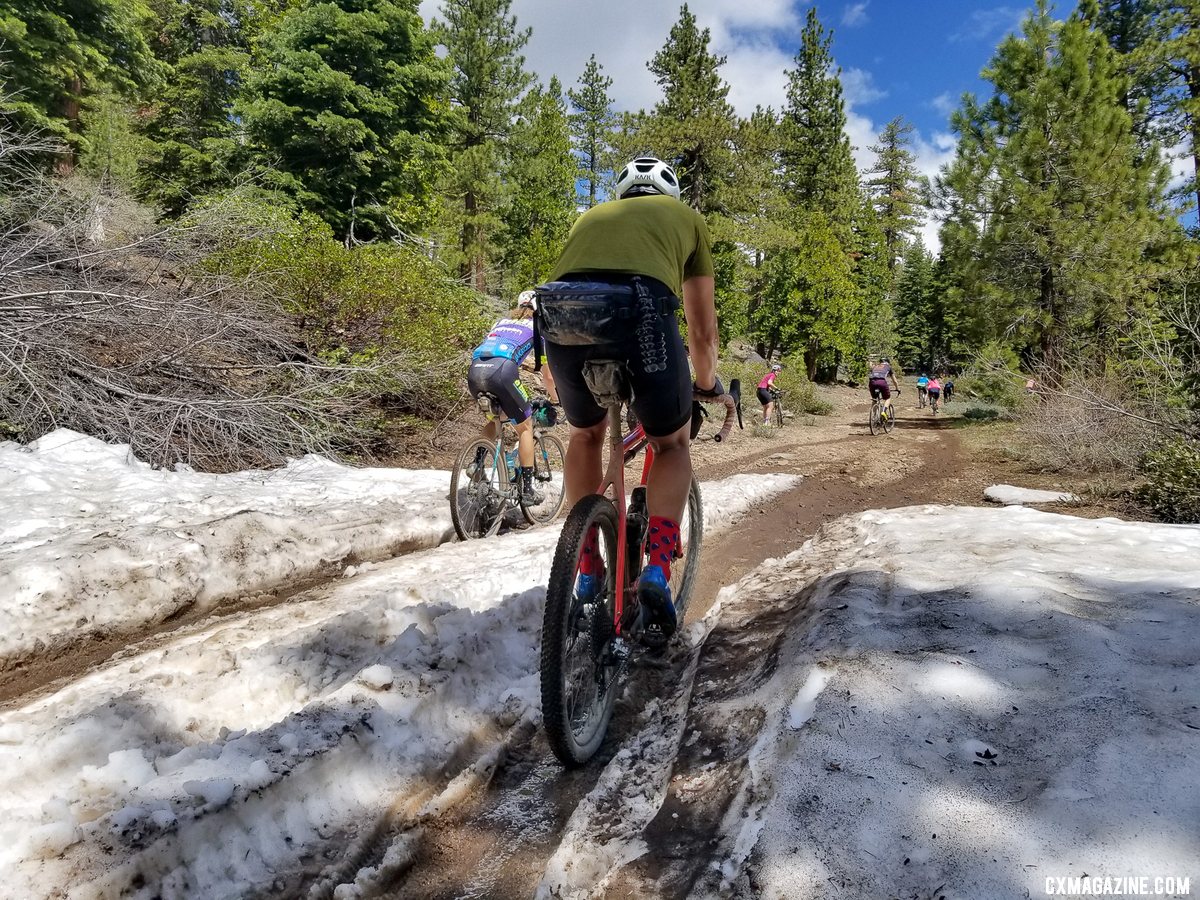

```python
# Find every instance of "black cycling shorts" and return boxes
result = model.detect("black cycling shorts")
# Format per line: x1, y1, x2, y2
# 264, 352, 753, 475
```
544, 300, 692, 439
756, 386, 773, 406
467, 357, 532, 423
869, 377, 890, 400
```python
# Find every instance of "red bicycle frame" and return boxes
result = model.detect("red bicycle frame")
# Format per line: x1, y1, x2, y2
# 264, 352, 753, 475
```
590, 407, 653, 636
594, 393, 734, 635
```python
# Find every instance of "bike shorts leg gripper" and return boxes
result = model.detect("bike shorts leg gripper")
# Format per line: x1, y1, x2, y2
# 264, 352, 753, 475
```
646, 516, 680, 580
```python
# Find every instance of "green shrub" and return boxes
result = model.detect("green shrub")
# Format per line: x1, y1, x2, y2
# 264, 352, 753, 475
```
1136, 437, 1200, 523
955, 341, 1027, 410
962, 405, 1002, 422
209, 202, 489, 417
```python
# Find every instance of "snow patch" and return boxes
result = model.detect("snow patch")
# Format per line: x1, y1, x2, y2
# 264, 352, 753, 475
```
0, 429, 454, 666
0, 470, 796, 898
984, 483, 1080, 505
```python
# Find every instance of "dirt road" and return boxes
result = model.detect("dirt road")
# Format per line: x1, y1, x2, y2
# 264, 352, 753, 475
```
362, 386, 985, 900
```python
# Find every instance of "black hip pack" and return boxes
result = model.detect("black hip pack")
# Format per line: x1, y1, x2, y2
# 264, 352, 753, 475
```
533, 277, 680, 372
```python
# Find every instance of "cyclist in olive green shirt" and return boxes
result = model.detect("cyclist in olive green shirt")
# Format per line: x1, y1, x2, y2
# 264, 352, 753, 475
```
539, 157, 721, 648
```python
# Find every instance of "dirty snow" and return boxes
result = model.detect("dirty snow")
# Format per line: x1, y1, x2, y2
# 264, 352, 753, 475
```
0, 457, 797, 899
703, 506, 1200, 898
0, 429, 454, 666
984, 483, 1080, 505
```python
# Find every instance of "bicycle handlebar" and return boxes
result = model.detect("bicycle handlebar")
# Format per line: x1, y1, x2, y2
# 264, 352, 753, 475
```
699, 391, 737, 443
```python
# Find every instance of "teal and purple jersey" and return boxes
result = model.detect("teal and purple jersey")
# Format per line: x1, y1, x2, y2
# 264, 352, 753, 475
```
473, 318, 536, 363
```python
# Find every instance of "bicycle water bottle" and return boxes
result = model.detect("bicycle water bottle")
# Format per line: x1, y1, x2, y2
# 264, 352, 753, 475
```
505, 449, 517, 481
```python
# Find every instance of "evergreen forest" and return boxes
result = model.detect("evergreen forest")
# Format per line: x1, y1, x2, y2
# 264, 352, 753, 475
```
1, 0, 1198, 515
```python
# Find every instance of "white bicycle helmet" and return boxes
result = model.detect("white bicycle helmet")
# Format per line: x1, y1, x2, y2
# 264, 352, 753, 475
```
614, 157, 681, 200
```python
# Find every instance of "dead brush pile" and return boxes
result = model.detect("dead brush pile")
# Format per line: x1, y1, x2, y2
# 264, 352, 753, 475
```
0, 171, 413, 471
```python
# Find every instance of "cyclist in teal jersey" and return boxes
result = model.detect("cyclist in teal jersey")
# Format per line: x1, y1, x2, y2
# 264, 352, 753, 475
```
467, 293, 557, 504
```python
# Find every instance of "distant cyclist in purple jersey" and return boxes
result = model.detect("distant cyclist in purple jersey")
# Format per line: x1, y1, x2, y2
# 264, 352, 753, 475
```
867, 357, 901, 416
467, 292, 557, 504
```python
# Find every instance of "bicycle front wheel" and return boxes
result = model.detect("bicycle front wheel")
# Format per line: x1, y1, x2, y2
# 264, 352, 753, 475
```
449, 438, 507, 541
522, 433, 567, 525
773, 398, 784, 428
884, 403, 896, 433
541, 495, 621, 767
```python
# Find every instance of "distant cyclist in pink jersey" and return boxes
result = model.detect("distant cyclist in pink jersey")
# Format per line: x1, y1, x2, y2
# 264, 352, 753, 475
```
757, 364, 782, 425
926, 376, 942, 412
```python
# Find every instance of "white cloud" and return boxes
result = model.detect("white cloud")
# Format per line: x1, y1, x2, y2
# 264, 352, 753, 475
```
930, 91, 956, 118
842, 67, 885, 107
949, 6, 1025, 44
842, 2, 869, 27
420, 0, 801, 116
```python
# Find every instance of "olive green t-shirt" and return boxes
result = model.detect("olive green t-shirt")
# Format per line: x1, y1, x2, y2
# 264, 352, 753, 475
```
549, 194, 714, 299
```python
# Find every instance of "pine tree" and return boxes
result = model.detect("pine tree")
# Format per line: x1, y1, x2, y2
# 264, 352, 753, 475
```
136, 0, 262, 213
865, 116, 926, 275
501, 77, 577, 295
779, 8, 859, 233
0, 0, 160, 164
436, 0, 533, 293
568, 55, 614, 208
849, 189, 895, 379
1139, 0, 1200, 216
940, 0, 1182, 371
893, 241, 936, 370
241, 0, 448, 240
751, 213, 857, 379
716, 107, 788, 345
643, 3, 737, 214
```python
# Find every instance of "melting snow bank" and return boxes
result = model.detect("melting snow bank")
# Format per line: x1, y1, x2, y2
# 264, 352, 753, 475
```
616, 505, 1200, 898
0, 429, 454, 668
984, 483, 1081, 505
0, 472, 798, 899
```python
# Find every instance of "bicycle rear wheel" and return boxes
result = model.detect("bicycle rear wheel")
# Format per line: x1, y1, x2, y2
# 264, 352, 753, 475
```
869, 402, 880, 436
449, 438, 507, 541
541, 495, 621, 766
522, 433, 567, 525
669, 477, 704, 622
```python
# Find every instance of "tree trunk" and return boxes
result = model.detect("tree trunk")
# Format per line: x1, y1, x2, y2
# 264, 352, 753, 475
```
1039, 263, 1062, 382
1188, 61, 1200, 221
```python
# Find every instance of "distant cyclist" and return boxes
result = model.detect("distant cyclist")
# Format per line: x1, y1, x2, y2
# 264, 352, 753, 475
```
537, 156, 721, 647
757, 364, 782, 425
868, 358, 901, 416
467, 292, 557, 504
916, 373, 929, 407
927, 375, 942, 412
943, 376, 954, 404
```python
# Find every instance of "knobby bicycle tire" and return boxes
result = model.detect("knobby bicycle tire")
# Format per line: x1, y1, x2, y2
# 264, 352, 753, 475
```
869, 403, 880, 436
522, 433, 567, 526
670, 477, 704, 621
773, 398, 785, 428
541, 495, 621, 766
449, 438, 508, 541
884, 403, 896, 433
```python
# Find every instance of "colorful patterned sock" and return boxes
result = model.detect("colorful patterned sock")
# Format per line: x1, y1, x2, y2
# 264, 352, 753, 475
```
578, 526, 601, 576
646, 516, 680, 580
